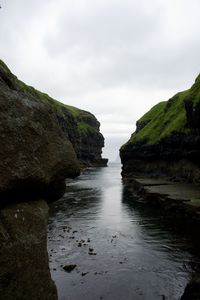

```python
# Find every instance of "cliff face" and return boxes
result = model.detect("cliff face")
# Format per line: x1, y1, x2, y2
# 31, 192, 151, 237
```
0, 59, 108, 198
120, 75, 200, 185
0, 59, 107, 299
0, 61, 81, 201
53, 102, 108, 167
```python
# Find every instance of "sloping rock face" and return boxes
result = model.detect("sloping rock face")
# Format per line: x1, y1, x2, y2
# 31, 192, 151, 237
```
120, 74, 200, 185
0, 60, 80, 200
0, 59, 107, 169
0, 60, 107, 200
181, 273, 200, 300
54, 104, 108, 167
0, 200, 57, 300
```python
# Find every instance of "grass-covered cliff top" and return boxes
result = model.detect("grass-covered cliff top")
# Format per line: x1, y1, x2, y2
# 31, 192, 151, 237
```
122, 74, 200, 148
0, 59, 99, 135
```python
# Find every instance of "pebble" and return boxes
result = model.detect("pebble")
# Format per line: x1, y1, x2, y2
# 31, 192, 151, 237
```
63, 264, 77, 272
81, 272, 89, 276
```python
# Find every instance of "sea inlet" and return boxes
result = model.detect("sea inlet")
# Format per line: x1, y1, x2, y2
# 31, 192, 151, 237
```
48, 163, 200, 300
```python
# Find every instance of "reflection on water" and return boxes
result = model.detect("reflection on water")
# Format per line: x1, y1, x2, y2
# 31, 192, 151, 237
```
48, 163, 200, 300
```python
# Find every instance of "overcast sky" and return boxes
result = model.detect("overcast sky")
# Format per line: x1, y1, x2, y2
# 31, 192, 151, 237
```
0, 0, 200, 160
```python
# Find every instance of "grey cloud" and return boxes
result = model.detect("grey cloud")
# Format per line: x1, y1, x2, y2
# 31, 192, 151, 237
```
0, 0, 200, 159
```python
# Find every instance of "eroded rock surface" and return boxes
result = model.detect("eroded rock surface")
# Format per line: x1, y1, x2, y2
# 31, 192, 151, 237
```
0, 60, 80, 201
0, 200, 57, 300
0, 59, 107, 200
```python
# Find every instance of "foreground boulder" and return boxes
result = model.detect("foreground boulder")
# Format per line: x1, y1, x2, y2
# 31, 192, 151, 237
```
0, 200, 57, 300
120, 74, 200, 185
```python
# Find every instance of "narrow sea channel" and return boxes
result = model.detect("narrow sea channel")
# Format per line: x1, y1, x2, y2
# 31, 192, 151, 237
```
48, 163, 200, 300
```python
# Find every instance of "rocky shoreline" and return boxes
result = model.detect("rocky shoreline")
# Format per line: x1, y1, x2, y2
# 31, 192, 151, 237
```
122, 176, 200, 299
120, 74, 200, 299
123, 176, 200, 223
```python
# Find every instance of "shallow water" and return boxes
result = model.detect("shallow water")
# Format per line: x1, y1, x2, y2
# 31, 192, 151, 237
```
48, 163, 200, 300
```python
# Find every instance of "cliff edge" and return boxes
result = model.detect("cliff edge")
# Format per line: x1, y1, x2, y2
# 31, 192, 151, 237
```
120, 74, 200, 185
120, 75, 200, 300
0, 59, 107, 200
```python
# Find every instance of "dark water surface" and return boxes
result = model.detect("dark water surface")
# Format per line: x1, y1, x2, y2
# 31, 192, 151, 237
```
48, 163, 200, 300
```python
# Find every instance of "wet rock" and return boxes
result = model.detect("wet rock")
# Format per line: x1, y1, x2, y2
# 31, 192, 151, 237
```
181, 273, 200, 299
81, 272, 89, 276
63, 264, 77, 272
0, 200, 57, 300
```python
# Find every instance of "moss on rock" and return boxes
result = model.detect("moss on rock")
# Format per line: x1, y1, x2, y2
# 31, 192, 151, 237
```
123, 75, 200, 148
120, 74, 200, 184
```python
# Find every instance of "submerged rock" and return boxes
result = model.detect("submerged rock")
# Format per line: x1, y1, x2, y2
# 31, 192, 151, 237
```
63, 264, 77, 272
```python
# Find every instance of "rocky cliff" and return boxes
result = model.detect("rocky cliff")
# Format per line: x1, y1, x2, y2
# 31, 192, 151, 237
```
0, 60, 81, 202
120, 74, 200, 185
0, 60, 107, 175
120, 75, 200, 300
0, 59, 107, 299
